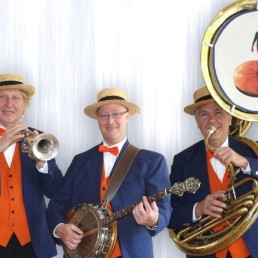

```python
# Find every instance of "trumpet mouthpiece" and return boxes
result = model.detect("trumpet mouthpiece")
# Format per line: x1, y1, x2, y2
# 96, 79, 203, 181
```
207, 126, 216, 135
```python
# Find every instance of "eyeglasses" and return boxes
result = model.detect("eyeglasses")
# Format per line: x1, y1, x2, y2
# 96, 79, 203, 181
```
97, 110, 128, 120
0, 94, 22, 103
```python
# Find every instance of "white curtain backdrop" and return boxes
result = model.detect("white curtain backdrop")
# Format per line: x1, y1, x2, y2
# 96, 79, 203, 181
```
0, 0, 257, 257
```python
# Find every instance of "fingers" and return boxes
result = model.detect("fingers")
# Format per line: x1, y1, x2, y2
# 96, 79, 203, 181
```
0, 124, 28, 152
56, 224, 83, 250
66, 242, 76, 250
214, 147, 232, 166
202, 191, 226, 218
5, 124, 28, 142
6, 123, 28, 134
66, 225, 83, 249
132, 196, 158, 227
32, 129, 40, 137
214, 147, 247, 168
70, 224, 84, 235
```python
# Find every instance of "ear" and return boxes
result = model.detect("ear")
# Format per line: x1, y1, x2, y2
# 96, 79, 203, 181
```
126, 113, 130, 122
196, 117, 200, 129
228, 115, 232, 126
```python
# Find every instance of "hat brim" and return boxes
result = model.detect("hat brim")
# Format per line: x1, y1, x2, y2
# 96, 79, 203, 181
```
184, 99, 215, 115
84, 99, 140, 119
0, 84, 35, 99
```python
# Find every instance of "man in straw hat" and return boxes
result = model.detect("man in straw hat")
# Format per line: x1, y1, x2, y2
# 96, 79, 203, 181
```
0, 74, 63, 258
46, 87, 172, 258
167, 86, 258, 258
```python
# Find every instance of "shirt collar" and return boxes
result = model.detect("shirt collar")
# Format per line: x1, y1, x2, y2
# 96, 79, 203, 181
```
221, 137, 229, 147
102, 138, 127, 153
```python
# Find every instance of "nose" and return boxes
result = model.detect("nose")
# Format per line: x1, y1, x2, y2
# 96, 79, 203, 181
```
5, 96, 13, 106
207, 112, 217, 122
107, 115, 115, 121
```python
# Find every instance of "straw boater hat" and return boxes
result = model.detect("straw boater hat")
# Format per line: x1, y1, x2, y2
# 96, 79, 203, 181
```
0, 74, 35, 100
84, 88, 140, 119
184, 86, 215, 115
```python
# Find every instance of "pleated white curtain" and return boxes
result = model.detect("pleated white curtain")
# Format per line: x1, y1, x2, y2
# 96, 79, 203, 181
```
1, 0, 256, 257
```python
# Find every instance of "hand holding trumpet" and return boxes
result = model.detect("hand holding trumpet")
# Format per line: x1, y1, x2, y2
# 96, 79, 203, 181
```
0, 123, 59, 165
0, 123, 28, 153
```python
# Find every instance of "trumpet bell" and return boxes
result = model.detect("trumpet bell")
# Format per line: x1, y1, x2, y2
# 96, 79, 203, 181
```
31, 133, 59, 161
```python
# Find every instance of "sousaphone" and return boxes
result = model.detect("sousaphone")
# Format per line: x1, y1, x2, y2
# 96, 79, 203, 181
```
169, 0, 258, 255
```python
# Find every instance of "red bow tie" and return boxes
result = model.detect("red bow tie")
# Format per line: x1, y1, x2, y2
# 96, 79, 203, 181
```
206, 150, 214, 159
0, 127, 5, 136
99, 145, 119, 156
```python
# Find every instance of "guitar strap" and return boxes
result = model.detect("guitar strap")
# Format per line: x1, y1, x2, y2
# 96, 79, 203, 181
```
103, 144, 139, 205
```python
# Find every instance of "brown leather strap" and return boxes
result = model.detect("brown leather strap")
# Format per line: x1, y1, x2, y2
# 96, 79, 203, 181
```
104, 144, 139, 204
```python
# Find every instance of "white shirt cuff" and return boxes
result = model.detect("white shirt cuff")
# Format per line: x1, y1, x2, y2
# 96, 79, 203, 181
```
36, 161, 49, 173
193, 202, 202, 222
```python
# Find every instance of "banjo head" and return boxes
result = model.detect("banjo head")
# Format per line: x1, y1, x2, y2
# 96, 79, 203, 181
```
64, 203, 117, 258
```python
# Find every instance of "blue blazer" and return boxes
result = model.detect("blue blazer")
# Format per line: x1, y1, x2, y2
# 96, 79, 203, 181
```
18, 128, 63, 258
168, 136, 258, 258
46, 140, 172, 258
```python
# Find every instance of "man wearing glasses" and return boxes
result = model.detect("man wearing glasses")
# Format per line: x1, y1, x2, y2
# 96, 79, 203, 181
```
46, 88, 171, 258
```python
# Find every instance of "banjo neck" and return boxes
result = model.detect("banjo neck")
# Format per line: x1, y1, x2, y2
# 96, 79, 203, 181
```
64, 176, 201, 258
101, 176, 200, 227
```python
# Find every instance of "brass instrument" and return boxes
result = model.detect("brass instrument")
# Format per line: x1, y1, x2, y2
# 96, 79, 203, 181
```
229, 116, 252, 138
168, 0, 258, 255
21, 129, 59, 161
201, 0, 258, 121
168, 126, 258, 256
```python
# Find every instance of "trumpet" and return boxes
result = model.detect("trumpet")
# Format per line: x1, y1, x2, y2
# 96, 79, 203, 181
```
20, 129, 59, 161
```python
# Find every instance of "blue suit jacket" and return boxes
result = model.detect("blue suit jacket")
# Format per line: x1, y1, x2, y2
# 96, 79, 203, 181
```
168, 136, 258, 258
18, 128, 63, 258
46, 140, 172, 258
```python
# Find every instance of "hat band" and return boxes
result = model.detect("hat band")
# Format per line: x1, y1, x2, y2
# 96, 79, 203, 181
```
195, 94, 212, 103
99, 96, 125, 102
0, 81, 23, 86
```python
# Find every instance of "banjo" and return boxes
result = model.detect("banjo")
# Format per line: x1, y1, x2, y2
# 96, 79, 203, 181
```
63, 177, 201, 258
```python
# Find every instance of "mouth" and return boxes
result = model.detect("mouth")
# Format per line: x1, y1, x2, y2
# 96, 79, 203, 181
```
3, 110, 14, 114
106, 126, 117, 131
